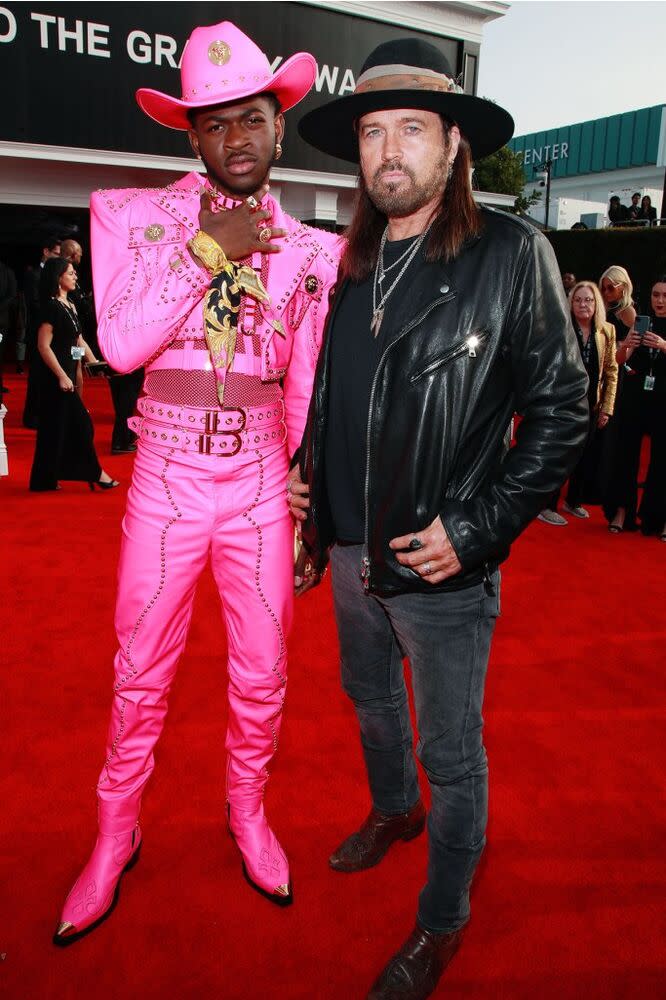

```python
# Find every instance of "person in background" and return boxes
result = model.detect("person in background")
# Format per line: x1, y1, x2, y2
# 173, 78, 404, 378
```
60, 238, 99, 358
22, 236, 61, 427
638, 194, 657, 226
596, 265, 637, 508
562, 271, 576, 293
628, 192, 641, 222
29, 257, 118, 492
604, 276, 666, 538
600, 265, 636, 345
107, 365, 144, 454
608, 195, 628, 226
538, 281, 618, 524
61, 238, 143, 452
59, 239, 83, 271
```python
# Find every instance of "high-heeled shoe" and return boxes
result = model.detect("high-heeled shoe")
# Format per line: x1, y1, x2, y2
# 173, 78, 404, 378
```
89, 477, 120, 491
609, 508, 626, 534
226, 802, 292, 906
53, 825, 142, 946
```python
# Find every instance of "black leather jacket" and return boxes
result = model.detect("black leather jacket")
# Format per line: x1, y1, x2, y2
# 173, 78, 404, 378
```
300, 209, 589, 595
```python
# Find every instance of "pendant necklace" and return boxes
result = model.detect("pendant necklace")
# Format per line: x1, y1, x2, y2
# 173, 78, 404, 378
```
371, 223, 432, 338
56, 296, 81, 335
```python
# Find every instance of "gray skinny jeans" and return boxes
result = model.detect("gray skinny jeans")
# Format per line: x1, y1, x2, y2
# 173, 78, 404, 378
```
330, 542, 500, 933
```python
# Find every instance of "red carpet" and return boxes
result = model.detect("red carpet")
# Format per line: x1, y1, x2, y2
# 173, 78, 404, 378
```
1, 372, 665, 999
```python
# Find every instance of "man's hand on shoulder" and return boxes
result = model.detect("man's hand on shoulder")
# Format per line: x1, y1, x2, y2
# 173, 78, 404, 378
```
197, 186, 287, 260
390, 515, 462, 584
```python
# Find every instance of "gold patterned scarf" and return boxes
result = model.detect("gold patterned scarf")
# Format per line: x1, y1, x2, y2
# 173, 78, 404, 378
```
203, 260, 269, 406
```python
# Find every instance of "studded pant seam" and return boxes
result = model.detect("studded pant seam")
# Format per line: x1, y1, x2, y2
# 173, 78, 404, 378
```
102, 696, 128, 776
105, 450, 182, 770
241, 455, 287, 761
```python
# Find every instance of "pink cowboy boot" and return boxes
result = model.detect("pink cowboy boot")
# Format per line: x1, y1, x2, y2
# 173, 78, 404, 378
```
53, 799, 142, 946
226, 760, 292, 906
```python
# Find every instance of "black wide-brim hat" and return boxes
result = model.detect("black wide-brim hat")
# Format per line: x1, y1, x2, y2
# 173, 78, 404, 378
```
298, 38, 514, 162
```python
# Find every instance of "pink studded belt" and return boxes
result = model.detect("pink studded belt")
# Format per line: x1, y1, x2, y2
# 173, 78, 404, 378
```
130, 399, 286, 456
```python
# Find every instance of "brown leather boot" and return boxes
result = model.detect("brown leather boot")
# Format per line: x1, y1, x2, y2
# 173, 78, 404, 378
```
366, 924, 463, 999
329, 800, 426, 872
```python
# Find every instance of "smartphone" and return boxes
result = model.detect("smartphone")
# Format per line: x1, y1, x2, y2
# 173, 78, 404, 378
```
634, 315, 650, 337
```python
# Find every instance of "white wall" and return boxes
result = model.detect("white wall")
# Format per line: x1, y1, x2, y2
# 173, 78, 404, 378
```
524, 165, 664, 228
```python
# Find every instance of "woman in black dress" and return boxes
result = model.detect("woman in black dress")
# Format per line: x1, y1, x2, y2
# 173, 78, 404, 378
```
604, 276, 666, 538
29, 258, 119, 492
595, 266, 637, 503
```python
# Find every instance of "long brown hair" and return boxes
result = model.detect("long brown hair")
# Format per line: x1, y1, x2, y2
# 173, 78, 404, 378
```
340, 128, 482, 282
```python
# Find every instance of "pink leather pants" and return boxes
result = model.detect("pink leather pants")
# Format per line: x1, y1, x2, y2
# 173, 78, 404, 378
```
96, 436, 293, 834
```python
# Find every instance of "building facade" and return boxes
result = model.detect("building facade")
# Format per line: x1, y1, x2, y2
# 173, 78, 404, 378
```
0, 0, 510, 268
510, 105, 666, 229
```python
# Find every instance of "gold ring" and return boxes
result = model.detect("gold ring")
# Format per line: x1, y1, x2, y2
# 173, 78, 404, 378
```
258, 226, 272, 243
246, 196, 259, 209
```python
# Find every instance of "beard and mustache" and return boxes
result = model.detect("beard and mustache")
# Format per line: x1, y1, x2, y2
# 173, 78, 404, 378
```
366, 152, 449, 218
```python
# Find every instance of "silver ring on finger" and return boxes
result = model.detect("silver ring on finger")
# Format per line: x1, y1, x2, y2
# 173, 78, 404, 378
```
422, 561, 432, 576
258, 226, 272, 244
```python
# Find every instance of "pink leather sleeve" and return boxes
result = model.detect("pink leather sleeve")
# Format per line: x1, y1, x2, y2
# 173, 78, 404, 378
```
282, 248, 340, 460
90, 191, 210, 373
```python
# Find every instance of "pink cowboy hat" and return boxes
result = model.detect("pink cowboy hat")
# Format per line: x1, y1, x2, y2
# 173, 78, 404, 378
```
136, 21, 317, 130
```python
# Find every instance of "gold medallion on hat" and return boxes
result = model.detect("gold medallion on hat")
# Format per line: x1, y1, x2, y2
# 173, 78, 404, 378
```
144, 224, 165, 242
208, 40, 231, 66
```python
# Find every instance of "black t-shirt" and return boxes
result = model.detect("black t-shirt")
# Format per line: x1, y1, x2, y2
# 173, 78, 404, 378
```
325, 236, 429, 543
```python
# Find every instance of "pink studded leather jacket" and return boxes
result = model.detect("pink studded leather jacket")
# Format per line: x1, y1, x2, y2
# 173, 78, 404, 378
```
90, 172, 342, 458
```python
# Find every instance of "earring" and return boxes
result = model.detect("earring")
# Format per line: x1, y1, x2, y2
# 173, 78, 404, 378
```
275, 143, 283, 160
447, 162, 453, 180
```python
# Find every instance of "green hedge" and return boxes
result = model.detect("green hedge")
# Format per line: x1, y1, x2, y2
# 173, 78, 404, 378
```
544, 227, 666, 310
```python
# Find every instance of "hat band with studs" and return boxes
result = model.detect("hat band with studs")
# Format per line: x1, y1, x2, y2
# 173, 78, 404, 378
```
355, 63, 463, 95
183, 73, 271, 101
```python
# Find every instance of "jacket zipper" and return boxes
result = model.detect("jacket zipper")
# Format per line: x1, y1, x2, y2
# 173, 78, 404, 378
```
362, 292, 455, 592
410, 331, 488, 382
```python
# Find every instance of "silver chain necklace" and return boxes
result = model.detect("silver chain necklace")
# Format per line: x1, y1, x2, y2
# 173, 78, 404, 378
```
371, 224, 432, 338
377, 235, 422, 282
